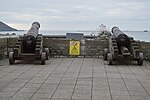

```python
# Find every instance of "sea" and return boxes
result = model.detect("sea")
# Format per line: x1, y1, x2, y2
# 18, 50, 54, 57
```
0, 30, 150, 42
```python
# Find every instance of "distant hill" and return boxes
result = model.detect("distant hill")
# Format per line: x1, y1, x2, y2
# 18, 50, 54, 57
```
0, 21, 18, 31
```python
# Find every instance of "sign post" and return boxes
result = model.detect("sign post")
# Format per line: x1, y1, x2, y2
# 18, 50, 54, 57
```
69, 40, 80, 56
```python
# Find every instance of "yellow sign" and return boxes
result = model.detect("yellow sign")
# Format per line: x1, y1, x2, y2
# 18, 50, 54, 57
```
69, 40, 80, 55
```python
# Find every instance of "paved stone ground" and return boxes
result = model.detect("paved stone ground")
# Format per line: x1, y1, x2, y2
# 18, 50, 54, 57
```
0, 58, 150, 100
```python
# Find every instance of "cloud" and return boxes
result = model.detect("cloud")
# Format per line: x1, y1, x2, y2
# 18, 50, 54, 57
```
0, 0, 150, 30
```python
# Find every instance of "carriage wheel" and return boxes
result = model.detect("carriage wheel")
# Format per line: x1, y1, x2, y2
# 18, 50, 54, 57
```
137, 53, 143, 66
9, 52, 15, 65
45, 48, 49, 60
41, 52, 46, 65
103, 48, 108, 60
107, 53, 113, 65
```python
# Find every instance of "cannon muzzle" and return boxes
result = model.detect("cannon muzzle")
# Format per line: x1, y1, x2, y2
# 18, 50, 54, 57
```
23, 22, 40, 53
26, 22, 40, 38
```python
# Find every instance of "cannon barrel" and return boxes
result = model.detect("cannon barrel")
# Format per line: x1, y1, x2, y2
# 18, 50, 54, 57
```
26, 22, 40, 38
111, 26, 125, 38
23, 22, 40, 53
111, 26, 130, 48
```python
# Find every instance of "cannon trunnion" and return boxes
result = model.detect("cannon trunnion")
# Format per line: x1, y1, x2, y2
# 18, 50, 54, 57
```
104, 26, 143, 65
9, 22, 49, 65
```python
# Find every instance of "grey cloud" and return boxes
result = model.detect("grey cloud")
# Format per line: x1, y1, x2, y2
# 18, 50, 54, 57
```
0, 0, 150, 30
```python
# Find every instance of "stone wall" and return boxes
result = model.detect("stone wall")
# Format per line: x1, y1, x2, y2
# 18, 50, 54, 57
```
0, 38, 7, 59
43, 39, 108, 57
1, 36, 150, 60
0, 37, 18, 59
136, 41, 150, 60
43, 39, 70, 57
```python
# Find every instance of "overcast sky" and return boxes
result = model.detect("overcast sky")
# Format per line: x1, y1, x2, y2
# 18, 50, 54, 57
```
0, 0, 150, 30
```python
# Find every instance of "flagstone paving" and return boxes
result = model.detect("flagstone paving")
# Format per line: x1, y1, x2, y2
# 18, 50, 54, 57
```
0, 58, 150, 100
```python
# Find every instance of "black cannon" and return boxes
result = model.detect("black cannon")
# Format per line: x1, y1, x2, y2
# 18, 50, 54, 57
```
9, 22, 49, 65
104, 26, 143, 65
22, 22, 40, 53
